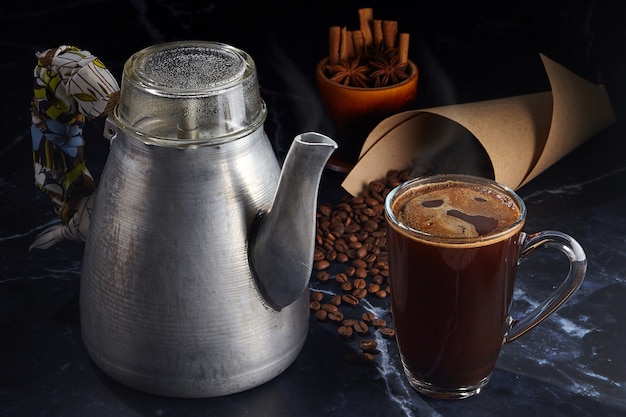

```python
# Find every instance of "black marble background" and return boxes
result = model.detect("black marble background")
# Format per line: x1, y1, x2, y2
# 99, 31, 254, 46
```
2, 1, 624, 157
1, 1, 625, 416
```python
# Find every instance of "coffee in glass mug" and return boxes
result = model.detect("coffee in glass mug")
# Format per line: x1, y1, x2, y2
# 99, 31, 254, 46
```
384, 174, 586, 400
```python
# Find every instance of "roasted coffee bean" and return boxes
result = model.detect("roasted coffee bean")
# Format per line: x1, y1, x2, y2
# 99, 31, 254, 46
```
310, 291, 323, 302
335, 273, 348, 283
359, 352, 376, 363
367, 283, 380, 294
340, 281, 353, 292
334, 239, 349, 252
309, 300, 321, 311
353, 321, 369, 335
361, 312, 375, 323
336, 253, 349, 263
371, 318, 387, 328
341, 294, 359, 306
374, 289, 388, 299
352, 259, 367, 269
348, 241, 362, 249
377, 260, 389, 269
352, 288, 367, 299
316, 271, 330, 282
353, 278, 366, 289
338, 201, 353, 212
314, 260, 330, 271
362, 207, 376, 217
329, 223, 345, 237
364, 197, 379, 207
319, 203, 333, 217
377, 251, 389, 260
330, 294, 342, 306
342, 318, 358, 327
314, 309, 327, 321
379, 327, 396, 338
371, 190, 385, 203
364, 254, 377, 264
345, 223, 360, 234
328, 311, 344, 322
357, 230, 369, 242
360, 339, 378, 352
354, 267, 368, 279
338, 325, 353, 338
362, 220, 378, 232
368, 179, 385, 193
321, 303, 338, 313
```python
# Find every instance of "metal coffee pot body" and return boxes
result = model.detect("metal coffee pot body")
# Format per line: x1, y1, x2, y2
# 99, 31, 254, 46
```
79, 41, 336, 398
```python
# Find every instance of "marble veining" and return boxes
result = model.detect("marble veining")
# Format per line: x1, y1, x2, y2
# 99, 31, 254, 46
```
520, 166, 626, 203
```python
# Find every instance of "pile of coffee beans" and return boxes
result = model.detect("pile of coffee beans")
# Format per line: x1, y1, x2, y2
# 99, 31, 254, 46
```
309, 169, 413, 363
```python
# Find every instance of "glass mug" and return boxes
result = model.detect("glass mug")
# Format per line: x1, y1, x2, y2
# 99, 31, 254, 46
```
384, 174, 587, 400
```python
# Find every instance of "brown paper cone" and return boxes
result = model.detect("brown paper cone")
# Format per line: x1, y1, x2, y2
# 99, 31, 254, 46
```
342, 54, 615, 196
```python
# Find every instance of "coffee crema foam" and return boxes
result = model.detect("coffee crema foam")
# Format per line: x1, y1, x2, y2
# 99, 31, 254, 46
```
393, 181, 521, 239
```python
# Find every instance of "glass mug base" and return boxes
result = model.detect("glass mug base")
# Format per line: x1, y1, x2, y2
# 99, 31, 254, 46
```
403, 365, 491, 400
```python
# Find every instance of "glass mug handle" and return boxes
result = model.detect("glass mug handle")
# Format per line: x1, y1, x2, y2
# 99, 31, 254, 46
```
505, 231, 587, 343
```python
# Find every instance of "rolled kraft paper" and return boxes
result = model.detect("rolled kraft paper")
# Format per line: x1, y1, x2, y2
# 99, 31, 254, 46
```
342, 54, 615, 196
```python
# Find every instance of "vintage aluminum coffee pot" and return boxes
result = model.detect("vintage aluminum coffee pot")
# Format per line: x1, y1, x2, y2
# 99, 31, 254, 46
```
79, 41, 337, 397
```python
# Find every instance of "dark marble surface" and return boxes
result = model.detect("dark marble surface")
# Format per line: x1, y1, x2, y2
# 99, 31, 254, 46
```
1, 1, 626, 416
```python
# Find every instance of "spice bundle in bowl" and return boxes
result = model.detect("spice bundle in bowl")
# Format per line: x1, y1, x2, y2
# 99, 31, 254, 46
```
316, 8, 419, 173
325, 8, 411, 88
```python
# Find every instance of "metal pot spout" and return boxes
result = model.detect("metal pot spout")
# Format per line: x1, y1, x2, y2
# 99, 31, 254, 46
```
251, 132, 337, 309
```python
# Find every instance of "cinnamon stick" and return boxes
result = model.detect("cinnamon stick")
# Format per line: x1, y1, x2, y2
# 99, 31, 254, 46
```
358, 8, 374, 47
328, 26, 341, 65
345, 31, 356, 61
382, 20, 398, 50
352, 30, 365, 56
373, 19, 383, 50
398, 33, 410, 65
339, 26, 348, 61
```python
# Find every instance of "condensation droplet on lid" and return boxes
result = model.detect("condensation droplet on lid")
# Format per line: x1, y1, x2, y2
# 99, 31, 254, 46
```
138, 46, 246, 91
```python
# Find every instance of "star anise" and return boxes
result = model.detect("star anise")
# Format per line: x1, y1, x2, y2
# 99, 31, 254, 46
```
368, 48, 409, 88
325, 58, 371, 88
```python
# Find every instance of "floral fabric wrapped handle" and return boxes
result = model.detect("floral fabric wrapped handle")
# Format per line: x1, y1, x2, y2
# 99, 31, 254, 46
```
30, 45, 119, 250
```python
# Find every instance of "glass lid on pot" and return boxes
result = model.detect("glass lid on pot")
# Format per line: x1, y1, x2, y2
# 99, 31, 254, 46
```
115, 40, 266, 145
